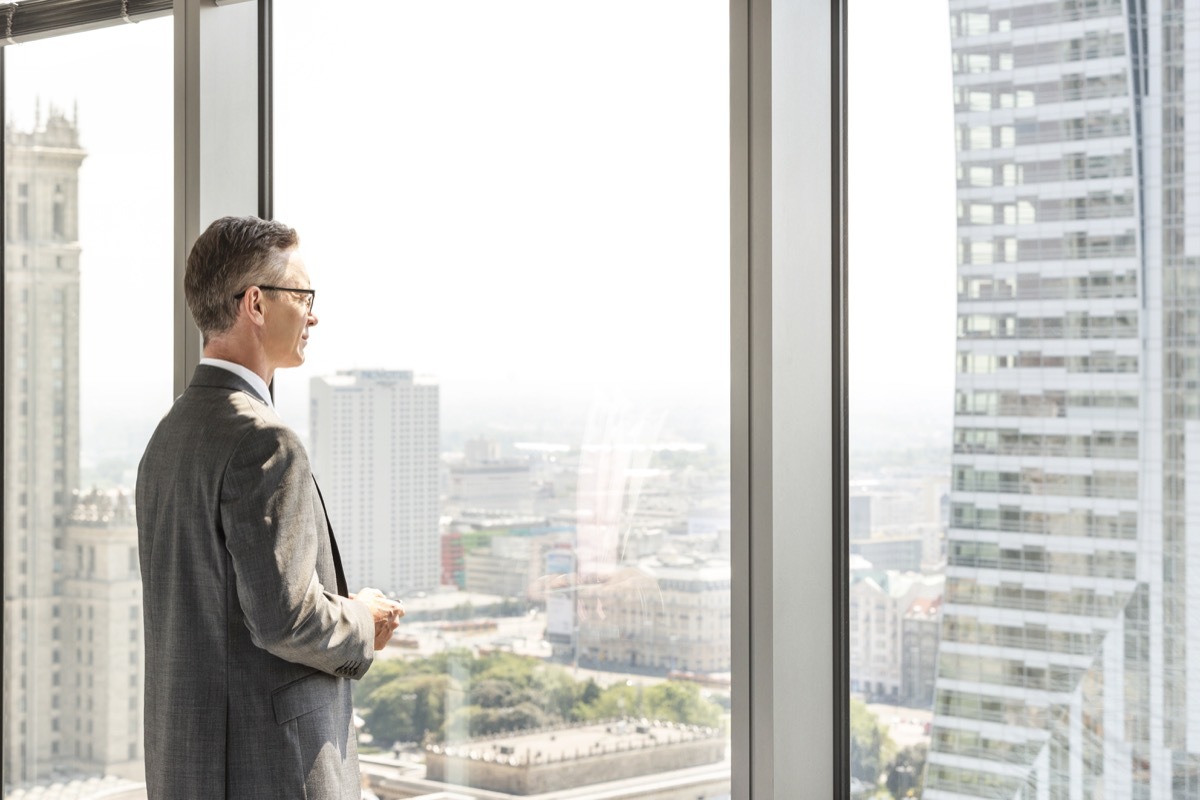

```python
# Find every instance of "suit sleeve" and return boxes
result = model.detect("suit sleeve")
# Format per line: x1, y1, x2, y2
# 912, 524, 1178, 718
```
221, 423, 375, 678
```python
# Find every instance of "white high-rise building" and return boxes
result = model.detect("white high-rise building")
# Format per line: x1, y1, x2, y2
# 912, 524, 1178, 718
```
309, 370, 440, 595
930, 1, 1199, 798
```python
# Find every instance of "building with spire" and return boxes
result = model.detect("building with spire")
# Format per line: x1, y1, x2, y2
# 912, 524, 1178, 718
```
4, 105, 88, 785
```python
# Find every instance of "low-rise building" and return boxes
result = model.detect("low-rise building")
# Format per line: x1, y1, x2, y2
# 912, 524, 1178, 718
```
901, 595, 941, 708
448, 462, 534, 515
850, 535, 923, 573
455, 524, 573, 600
572, 555, 731, 674
849, 570, 942, 703
463, 536, 545, 600
60, 489, 144, 780
424, 720, 725, 796
440, 531, 465, 589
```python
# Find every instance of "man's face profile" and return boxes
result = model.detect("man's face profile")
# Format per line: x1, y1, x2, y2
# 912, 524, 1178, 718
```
261, 249, 318, 370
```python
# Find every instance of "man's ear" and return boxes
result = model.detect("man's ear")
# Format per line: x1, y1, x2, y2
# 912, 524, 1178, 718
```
241, 287, 267, 326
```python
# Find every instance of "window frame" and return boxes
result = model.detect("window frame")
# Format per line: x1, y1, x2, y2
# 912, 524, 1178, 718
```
0, 0, 850, 795
731, 1, 848, 796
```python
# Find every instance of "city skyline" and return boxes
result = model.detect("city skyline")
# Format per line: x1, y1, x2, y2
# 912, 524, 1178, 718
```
1, 93, 739, 791
6, 0, 960, 485
1, 4, 1068, 798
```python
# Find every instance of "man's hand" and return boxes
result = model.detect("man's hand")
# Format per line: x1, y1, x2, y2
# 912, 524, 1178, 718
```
350, 587, 405, 650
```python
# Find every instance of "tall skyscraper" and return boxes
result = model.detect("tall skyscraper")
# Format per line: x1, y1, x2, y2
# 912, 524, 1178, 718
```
4, 108, 86, 785
930, 2, 1198, 798
310, 369, 440, 595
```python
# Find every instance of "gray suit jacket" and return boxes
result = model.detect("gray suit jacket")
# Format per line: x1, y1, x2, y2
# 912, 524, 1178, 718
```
136, 365, 376, 800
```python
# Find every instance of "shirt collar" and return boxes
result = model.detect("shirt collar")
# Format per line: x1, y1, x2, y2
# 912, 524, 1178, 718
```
198, 357, 274, 408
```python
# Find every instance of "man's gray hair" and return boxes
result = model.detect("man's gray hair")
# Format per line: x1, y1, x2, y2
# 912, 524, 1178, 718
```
185, 216, 300, 341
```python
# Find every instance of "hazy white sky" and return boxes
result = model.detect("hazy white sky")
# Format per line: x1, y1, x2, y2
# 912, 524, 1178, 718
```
269, 2, 730, 440
848, 0, 958, 450
6, 22, 174, 465
6, 0, 958, 462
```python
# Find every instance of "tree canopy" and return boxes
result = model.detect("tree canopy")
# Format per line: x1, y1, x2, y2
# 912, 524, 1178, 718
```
849, 698, 896, 786
356, 651, 725, 745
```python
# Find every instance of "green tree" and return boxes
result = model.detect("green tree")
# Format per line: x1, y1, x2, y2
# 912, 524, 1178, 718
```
470, 678, 520, 709
849, 699, 895, 786
580, 679, 602, 705
584, 683, 641, 720
360, 672, 450, 745
475, 652, 538, 685
446, 701, 552, 738
644, 681, 722, 727
885, 743, 926, 799
531, 666, 584, 720
355, 652, 723, 745
356, 658, 411, 699
578, 680, 722, 727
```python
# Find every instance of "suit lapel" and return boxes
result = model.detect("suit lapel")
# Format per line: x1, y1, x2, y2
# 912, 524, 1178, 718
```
311, 476, 349, 598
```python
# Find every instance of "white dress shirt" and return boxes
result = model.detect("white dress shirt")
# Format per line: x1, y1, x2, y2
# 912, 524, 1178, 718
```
199, 357, 274, 408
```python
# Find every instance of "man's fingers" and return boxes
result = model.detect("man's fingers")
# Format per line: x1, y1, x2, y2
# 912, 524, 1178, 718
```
373, 622, 396, 650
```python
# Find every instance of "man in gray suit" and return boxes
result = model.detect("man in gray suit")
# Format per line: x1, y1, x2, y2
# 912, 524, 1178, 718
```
137, 216, 403, 799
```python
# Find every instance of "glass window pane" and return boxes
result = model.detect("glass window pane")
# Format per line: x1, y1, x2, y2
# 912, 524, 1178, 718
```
853, 0, 1196, 797
273, 3, 731, 796
849, 0, 967, 794
4, 20, 172, 789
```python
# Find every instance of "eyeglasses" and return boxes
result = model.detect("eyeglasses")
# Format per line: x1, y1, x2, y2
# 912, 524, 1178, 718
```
234, 285, 316, 313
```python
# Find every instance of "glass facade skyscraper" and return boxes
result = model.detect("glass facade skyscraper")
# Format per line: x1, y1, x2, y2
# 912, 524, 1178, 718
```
930, 1, 1199, 797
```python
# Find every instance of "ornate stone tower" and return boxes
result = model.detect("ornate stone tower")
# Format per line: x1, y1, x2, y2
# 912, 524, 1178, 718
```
4, 104, 86, 786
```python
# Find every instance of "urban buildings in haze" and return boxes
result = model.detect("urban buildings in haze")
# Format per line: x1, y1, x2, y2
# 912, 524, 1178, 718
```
309, 369, 441, 595
929, 2, 1199, 797
849, 558, 943, 705
573, 553, 732, 675
448, 460, 535, 515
